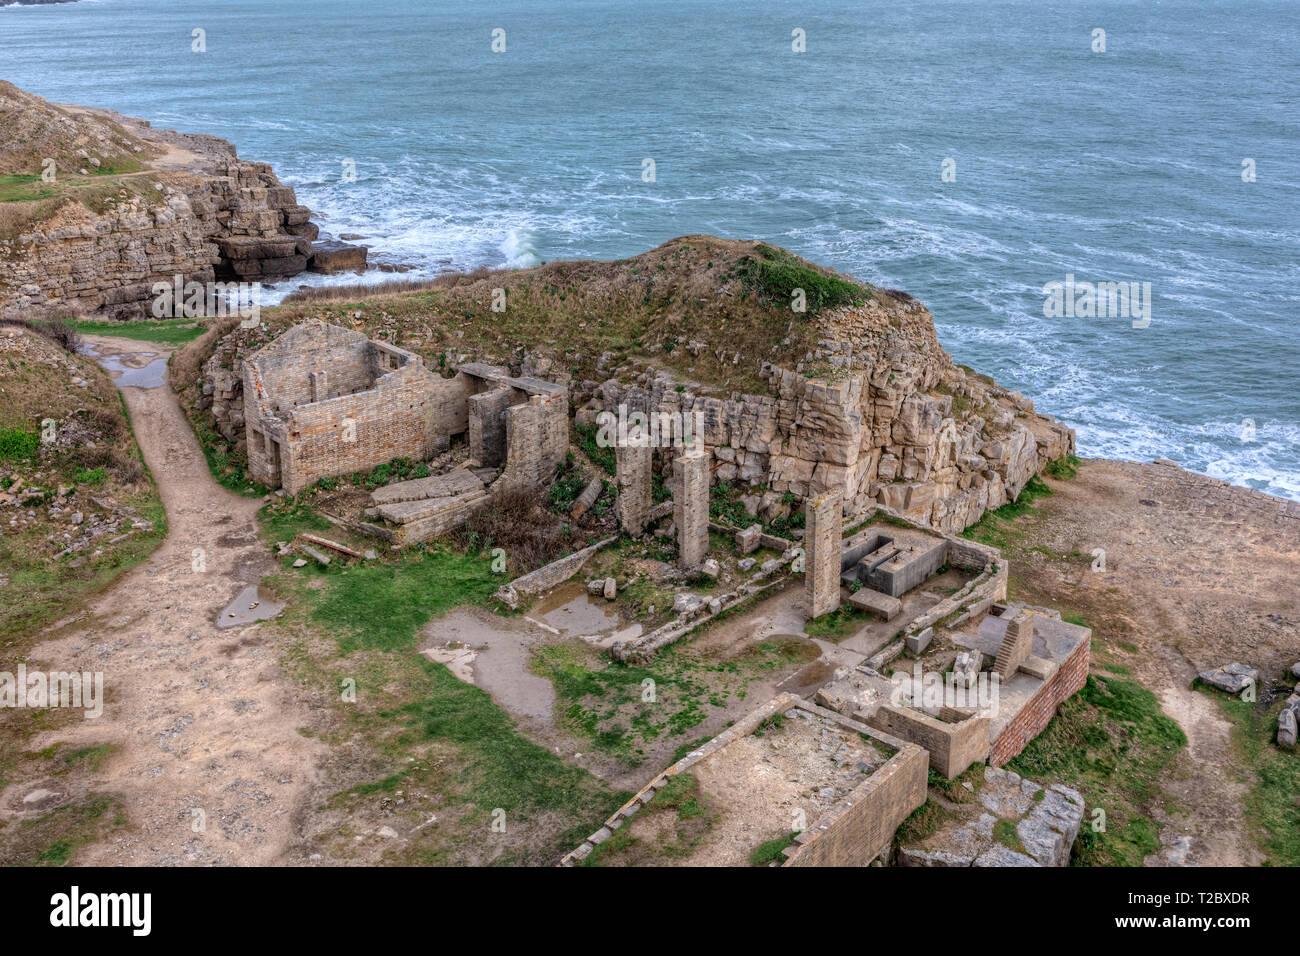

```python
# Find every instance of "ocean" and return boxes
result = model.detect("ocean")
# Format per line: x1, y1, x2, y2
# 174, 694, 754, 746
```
2, 0, 1297, 498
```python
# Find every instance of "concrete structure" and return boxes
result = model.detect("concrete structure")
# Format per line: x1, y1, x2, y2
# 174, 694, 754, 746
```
805, 490, 843, 619
953, 606, 1091, 767
673, 445, 710, 568
992, 610, 1034, 680
615, 428, 653, 536
867, 704, 990, 779
560, 694, 927, 867
839, 523, 949, 598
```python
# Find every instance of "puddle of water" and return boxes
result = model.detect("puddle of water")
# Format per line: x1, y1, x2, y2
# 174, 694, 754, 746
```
423, 610, 556, 721
78, 342, 168, 389
534, 580, 620, 635
216, 586, 285, 629
531, 580, 644, 647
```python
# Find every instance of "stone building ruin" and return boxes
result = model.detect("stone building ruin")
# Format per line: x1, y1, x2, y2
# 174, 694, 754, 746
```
242, 321, 568, 506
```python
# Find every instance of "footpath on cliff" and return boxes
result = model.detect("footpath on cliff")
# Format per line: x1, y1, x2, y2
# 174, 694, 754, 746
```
24, 334, 322, 865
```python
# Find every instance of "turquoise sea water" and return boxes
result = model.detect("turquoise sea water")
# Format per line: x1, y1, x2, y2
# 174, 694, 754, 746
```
2, 0, 1297, 497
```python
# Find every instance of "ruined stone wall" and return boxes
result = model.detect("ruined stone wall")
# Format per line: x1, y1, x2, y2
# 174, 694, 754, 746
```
867, 705, 990, 779
500, 393, 568, 489
575, 296, 1075, 535
268, 368, 439, 494
989, 636, 1091, 767
242, 322, 441, 493
784, 730, 929, 867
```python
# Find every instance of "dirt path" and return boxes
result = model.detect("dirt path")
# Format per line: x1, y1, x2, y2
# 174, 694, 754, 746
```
26, 335, 323, 865
1008, 458, 1298, 866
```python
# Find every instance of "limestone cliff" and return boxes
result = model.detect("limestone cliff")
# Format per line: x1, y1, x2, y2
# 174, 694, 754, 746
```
183, 237, 1074, 534
0, 81, 318, 320
574, 290, 1073, 533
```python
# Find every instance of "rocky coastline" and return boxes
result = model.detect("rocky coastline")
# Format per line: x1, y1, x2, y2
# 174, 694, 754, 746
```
0, 81, 367, 320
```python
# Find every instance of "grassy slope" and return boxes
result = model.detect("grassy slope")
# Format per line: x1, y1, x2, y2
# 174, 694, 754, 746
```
1205, 690, 1300, 866
0, 325, 163, 864
0, 327, 165, 642
255, 236, 894, 393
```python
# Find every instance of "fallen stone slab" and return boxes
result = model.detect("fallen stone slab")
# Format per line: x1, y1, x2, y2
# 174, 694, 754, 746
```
370, 470, 483, 506
1198, 662, 1259, 695
300, 545, 331, 566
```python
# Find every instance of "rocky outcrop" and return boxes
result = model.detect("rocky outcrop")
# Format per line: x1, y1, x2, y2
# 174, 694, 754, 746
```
193, 279, 1073, 535
897, 765, 1085, 867
571, 294, 1073, 534
0, 82, 329, 321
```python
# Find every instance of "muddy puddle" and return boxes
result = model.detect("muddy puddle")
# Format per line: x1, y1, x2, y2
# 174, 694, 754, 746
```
78, 341, 169, 389
422, 610, 557, 721
532, 580, 643, 647
216, 586, 285, 629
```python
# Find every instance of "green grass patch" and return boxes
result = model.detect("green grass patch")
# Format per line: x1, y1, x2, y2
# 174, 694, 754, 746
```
1044, 454, 1082, 480
1007, 675, 1186, 866
73, 466, 107, 486
803, 604, 869, 642
961, 474, 1054, 546
1210, 693, 1300, 866
0, 794, 126, 866
750, 831, 798, 866
993, 818, 1027, 854
303, 546, 499, 653
74, 317, 208, 345
0, 173, 57, 203
741, 244, 872, 315
0, 427, 40, 462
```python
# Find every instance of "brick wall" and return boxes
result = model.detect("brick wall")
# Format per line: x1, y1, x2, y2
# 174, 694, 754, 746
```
989, 636, 1091, 766
244, 321, 444, 493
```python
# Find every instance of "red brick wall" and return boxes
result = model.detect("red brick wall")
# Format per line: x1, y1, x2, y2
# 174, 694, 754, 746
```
989, 637, 1090, 766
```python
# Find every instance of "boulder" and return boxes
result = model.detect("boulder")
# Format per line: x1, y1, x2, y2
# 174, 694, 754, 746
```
603, 577, 617, 600
1279, 709, 1298, 750
310, 240, 368, 274
1197, 662, 1258, 695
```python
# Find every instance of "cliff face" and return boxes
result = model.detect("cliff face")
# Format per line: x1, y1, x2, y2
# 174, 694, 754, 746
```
0, 82, 318, 320
575, 293, 1073, 533
185, 241, 1074, 535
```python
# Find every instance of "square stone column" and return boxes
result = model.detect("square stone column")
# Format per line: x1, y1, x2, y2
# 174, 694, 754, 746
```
805, 490, 843, 619
673, 445, 710, 568
615, 427, 653, 536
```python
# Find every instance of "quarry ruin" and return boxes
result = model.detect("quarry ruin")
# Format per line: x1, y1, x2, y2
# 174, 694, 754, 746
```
215, 316, 1095, 865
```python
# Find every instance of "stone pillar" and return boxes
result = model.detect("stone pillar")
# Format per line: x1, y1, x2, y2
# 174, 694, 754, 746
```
615, 425, 652, 536
673, 445, 710, 568
993, 611, 1034, 680
310, 370, 326, 403
805, 490, 842, 619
